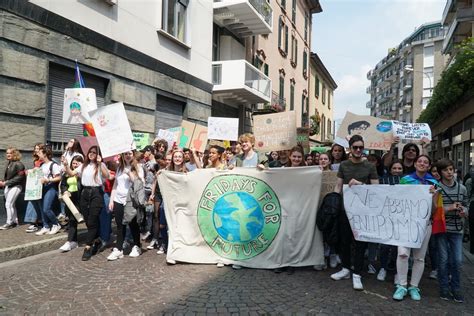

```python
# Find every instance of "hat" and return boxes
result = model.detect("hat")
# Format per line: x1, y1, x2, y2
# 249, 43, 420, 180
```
141, 145, 154, 153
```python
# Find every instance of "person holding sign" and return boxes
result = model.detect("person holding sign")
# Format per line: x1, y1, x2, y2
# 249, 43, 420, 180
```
62, 146, 109, 261
331, 135, 379, 291
229, 133, 267, 169
393, 155, 438, 301
0, 147, 25, 230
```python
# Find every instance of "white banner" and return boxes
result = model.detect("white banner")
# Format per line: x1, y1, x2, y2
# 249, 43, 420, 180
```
207, 117, 239, 141
158, 167, 325, 268
89, 102, 135, 158
24, 169, 43, 201
343, 184, 432, 248
63, 88, 97, 124
392, 121, 432, 141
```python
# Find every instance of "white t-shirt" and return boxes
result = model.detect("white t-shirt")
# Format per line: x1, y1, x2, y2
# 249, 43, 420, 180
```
76, 163, 107, 187
41, 161, 61, 180
113, 166, 144, 205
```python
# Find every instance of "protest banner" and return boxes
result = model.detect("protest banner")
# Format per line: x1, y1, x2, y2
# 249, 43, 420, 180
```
24, 168, 43, 201
343, 184, 432, 248
157, 127, 181, 150
63, 88, 97, 124
296, 127, 310, 154
89, 102, 135, 158
158, 167, 325, 268
392, 121, 432, 141
207, 117, 239, 141
178, 120, 208, 153
253, 111, 297, 152
133, 132, 152, 150
336, 112, 393, 150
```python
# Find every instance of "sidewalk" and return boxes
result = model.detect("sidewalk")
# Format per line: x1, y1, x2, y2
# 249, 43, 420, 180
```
0, 223, 87, 263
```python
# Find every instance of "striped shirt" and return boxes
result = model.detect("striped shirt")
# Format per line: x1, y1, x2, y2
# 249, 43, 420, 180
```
439, 181, 469, 234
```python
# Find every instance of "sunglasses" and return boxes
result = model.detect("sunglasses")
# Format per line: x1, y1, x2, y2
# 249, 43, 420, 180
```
352, 146, 364, 151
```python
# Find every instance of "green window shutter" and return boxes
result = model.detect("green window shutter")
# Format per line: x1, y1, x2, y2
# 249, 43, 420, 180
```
285, 25, 289, 54
315, 77, 320, 97
278, 17, 282, 49
290, 84, 294, 111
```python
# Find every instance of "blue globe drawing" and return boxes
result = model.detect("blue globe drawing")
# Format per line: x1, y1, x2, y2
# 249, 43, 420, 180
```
213, 192, 264, 242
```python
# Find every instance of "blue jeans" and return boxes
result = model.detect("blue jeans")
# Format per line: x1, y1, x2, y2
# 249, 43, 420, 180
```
24, 200, 42, 223
437, 232, 463, 293
41, 186, 59, 229
99, 192, 112, 243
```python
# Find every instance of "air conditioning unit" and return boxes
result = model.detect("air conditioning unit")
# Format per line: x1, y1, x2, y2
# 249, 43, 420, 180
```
104, 0, 117, 5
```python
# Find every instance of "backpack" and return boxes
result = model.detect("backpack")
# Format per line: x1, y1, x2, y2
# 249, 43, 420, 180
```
130, 178, 146, 209
316, 192, 343, 247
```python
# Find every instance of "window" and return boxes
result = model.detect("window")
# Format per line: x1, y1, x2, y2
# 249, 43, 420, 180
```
279, 76, 285, 100
322, 83, 326, 104
315, 76, 320, 97
321, 114, 326, 139
304, 14, 309, 42
292, 0, 296, 24
280, 0, 286, 9
327, 91, 331, 109
291, 35, 297, 66
278, 17, 289, 56
327, 118, 331, 139
264, 64, 269, 76
302, 49, 308, 78
290, 82, 295, 111
162, 0, 188, 42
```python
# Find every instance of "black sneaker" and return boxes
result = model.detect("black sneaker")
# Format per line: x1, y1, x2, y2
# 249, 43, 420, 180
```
453, 291, 464, 303
91, 240, 101, 256
440, 290, 451, 301
82, 247, 93, 261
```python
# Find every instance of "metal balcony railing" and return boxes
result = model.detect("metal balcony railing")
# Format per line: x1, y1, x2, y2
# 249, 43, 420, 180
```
244, 62, 271, 98
249, 0, 273, 27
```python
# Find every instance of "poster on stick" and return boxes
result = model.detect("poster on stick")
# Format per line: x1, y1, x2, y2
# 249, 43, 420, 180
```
391, 121, 432, 141
133, 132, 152, 150
254, 111, 297, 152
24, 168, 43, 201
207, 117, 239, 141
89, 102, 135, 158
178, 120, 208, 153
336, 112, 393, 150
343, 184, 432, 248
63, 88, 97, 124
157, 127, 181, 150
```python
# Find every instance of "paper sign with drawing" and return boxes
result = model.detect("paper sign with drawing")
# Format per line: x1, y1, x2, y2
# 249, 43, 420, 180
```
63, 88, 97, 124
207, 117, 239, 141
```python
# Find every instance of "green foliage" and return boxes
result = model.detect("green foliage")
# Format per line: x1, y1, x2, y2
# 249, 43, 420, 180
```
417, 38, 474, 124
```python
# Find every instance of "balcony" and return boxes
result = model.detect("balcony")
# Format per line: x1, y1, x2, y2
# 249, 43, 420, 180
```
443, 6, 474, 53
213, 0, 273, 37
403, 80, 413, 90
366, 70, 373, 80
366, 86, 372, 94
212, 60, 271, 104
366, 101, 375, 109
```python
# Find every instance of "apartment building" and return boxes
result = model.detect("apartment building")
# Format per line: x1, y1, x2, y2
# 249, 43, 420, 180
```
366, 22, 446, 123
0, 0, 213, 169
309, 53, 337, 143
430, 0, 474, 174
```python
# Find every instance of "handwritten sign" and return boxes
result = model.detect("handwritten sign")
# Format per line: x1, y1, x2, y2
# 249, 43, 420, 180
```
178, 120, 208, 153
63, 88, 97, 124
392, 121, 432, 141
208, 117, 239, 141
343, 184, 432, 248
320, 171, 338, 203
24, 168, 43, 201
89, 102, 135, 158
133, 132, 152, 150
336, 112, 393, 150
297, 127, 310, 154
254, 111, 297, 152
157, 127, 181, 150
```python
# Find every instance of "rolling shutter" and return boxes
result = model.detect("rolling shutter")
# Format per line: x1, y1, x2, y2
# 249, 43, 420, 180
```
155, 94, 184, 131
47, 64, 107, 143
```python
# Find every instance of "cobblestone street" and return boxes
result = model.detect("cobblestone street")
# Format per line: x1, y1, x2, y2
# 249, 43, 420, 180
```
1, 244, 473, 315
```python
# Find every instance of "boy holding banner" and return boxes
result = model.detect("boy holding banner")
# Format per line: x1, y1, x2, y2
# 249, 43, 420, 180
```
331, 135, 379, 291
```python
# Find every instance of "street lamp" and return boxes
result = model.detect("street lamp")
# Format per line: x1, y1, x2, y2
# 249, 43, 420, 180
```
404, 66, 433, 93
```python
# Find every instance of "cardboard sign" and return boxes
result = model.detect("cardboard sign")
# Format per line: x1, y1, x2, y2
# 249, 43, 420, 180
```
207, 117, 239, 141
297, 127, 310, 154
392, 121, 432, 141
320, 171, 338, 202
336, 112, 393, 150
63, 88, 97, 124
24, 168, 43, 201
133, 132, 152, 150
157, 127, 181, 151
254, 111, 297, 152
89, 102, 135, 158
178, 120, 208, 153
343, 184, 432, 248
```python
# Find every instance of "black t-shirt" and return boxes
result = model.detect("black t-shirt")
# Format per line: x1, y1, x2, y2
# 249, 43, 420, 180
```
337, 160, 379, 185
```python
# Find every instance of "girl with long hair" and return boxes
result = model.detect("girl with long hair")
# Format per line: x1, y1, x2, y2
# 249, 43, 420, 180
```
62, 145, 109, 261
286, 146, 306, 168
24, 143, 44, 233
329, 144, 347, 171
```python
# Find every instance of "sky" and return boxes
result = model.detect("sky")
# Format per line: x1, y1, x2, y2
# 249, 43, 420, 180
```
311, 0, 446, 127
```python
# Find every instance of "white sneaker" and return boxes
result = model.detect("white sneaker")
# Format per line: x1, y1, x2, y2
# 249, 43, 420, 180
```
147, 239, 158, 250
35, 227, 50, 236
129, 245, 142, 258
47, 224, 61, 235
330, 268, 351, 281
394, 273, 399, 285
217, 262, 224, 268
107, 248, 123, 261
59, 241, 78, 252
232, 264, 242, 270
352, 273, 364, 290
329, 254, 339, 268
367, 263, 377, 274
26, 225, 39, 233
140, 231, 151, 241
156, 245, 166, 255
429, 270, 437, 279
377, 268, 387, 281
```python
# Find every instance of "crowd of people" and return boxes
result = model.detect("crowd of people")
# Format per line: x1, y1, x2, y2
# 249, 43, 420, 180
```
0, 133, 472, 303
